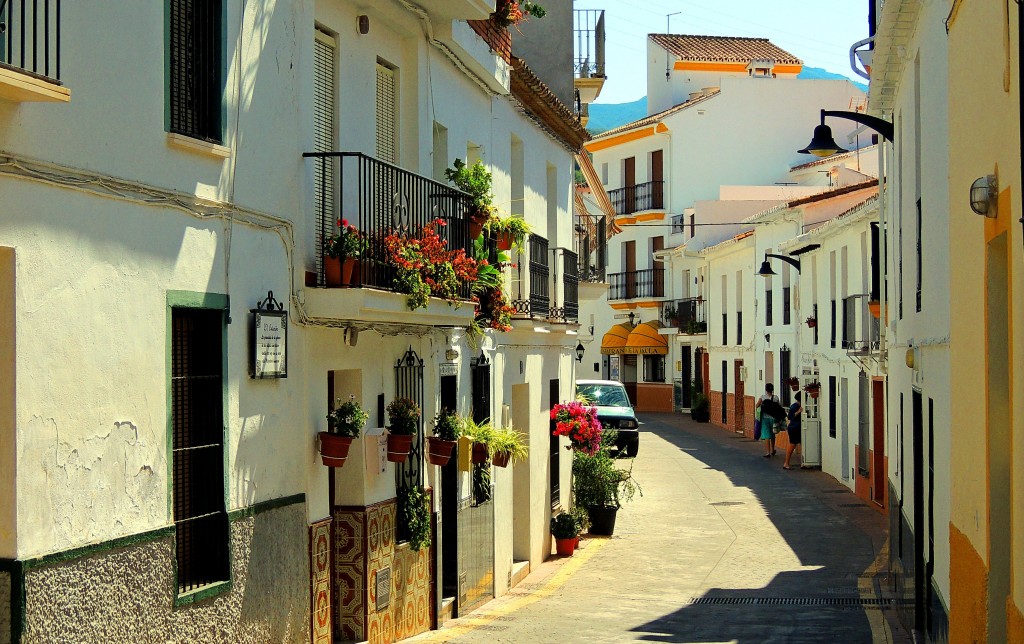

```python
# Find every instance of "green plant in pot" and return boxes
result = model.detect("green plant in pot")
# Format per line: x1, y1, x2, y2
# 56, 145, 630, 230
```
445, 159, 495, 238
489, 425, 528, 468
690, 382, 710, 422
483, 215, 531, 253
550, 511, 579, 556
427, 409, 462, 466
571, 432, 640, 536
386, 397, 420, 463
319, 396, 368, 467
398, 486, 432, 552
461, 416, 493, 465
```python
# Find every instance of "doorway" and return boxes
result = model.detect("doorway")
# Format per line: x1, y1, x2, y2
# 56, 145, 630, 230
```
912, 389, 925, 635
841, 377, 850, 480
681, 346, 692, 408
439, 375, 458, 613
733, 360, 745, 434
872, 379, 886, 506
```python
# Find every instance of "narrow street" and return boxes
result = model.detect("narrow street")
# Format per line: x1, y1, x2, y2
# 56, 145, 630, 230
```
413, 414, 910, 644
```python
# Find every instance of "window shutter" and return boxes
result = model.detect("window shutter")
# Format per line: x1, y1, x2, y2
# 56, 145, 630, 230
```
376, 64, 397, 164
314, 32, 336, 280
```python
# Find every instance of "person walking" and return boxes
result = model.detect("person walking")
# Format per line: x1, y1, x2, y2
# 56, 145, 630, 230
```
754, 383, 782, 457
783, 392, 803, 470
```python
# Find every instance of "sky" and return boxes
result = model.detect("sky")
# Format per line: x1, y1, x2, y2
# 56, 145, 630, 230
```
572, 0, 871, 104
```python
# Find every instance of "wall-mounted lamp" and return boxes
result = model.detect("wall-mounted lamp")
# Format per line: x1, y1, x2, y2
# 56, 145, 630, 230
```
628, 311, 636, 326
764, 333, 771, 345
798, 109, 894, 158
757, 253, 801, 277
357, 15, 370, 35
969, 174, 998, 217
575, 342, 585, 362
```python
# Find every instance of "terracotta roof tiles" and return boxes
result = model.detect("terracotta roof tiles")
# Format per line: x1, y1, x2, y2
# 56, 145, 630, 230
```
649, 34, 802, 66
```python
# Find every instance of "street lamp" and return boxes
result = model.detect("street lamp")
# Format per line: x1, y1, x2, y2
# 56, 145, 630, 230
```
757, 253, 802, 277
575, 342, 585, 362
798, 109, 895, 158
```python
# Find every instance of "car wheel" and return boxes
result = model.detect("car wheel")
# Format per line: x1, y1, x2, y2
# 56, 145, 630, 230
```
624, 441, 639, 458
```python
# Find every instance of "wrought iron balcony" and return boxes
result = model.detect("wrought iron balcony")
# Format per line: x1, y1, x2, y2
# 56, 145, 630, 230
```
574, 9, 605, 79
843, 294, 881, 355
660, 297, 707, 334
607, 180, 665, 216
513, 235, 550, 319
671, 214, 685, 235
302, 152, 474, 299
550, 248, 579, 323
0, 0, 67, 102
608, 268, 665, 301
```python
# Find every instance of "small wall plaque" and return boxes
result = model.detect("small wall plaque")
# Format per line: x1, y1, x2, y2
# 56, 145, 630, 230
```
376, 566, 391, 611
439, 362, 458, 377
250, 291, 288, 379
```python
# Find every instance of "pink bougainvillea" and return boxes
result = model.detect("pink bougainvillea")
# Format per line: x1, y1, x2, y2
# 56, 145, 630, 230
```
550, 401, 603, 456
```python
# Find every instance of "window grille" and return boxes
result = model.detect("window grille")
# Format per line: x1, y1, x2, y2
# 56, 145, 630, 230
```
171, 307, 229, 594
549, 379, 560, 506
766, 288, 773, 326
169, 0, 223, 143
376, 63, 397, 164
394, 348, 425, 495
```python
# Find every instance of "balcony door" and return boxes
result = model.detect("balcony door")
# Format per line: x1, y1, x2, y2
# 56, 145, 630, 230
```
623, 157, 636, 214
650, 150, 664, 209
313, 30, 337, 285
624, 241, 636, 299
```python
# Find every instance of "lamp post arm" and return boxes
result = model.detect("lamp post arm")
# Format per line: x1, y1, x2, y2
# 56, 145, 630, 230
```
765, 253, 802, 273
821, 109, 894, 142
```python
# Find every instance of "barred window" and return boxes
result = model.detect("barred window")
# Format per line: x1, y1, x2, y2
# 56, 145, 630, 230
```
169, 0, 224, 143
171, 307, 229, 594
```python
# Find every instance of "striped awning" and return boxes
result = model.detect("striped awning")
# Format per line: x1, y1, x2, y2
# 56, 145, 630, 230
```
622, 321, 669, 355
599, 323, 634, 355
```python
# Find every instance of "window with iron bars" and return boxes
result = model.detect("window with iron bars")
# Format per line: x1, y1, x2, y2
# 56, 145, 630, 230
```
169, 0, 224, 143
170, 305, 230, 595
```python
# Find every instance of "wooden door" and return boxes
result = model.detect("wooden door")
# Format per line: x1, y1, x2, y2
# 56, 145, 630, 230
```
872, 379, 885, 506
623, 157, 636, 214
625, 240, 637, 299
734, 360, 745, 434
651, 149, 664, 208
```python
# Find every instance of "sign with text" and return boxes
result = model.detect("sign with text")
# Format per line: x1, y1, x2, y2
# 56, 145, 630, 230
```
251, 310, 288, 379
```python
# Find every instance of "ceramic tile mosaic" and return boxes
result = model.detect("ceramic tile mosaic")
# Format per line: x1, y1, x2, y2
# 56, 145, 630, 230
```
310, 519, 333, 644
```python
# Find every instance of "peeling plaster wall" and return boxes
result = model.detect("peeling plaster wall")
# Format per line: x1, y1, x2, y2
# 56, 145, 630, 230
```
20, 504, 308, 643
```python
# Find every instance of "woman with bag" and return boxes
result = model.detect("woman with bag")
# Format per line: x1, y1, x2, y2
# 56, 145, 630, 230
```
784, 392, 803, 470
754, 383, 782, 457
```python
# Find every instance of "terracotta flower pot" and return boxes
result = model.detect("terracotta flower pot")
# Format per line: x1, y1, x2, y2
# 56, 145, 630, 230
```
340, 257, 358, 286
469, 218, 486, 240
426, 437, 457, 466
496, 232, 514, 251
471, 442, 489, 464
805, 386, 820, 399
318, 432, 353, 467
491, 451, 510, 468
324, 256, 342, 287
806, 319, 817, 328
555, 537, 577, 556
868, 301, 881, 319
386, 433, 414, 463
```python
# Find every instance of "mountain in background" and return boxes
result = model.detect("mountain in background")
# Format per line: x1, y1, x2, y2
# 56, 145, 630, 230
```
586, 67, 868, 136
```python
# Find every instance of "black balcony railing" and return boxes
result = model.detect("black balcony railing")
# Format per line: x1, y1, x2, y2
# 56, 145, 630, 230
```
514, 235, 550, 318
843, 294, 880, 354
551, 248, 578, 322
607, 180, 665, 216
609, 268, 665, 300
661, 297, 707, 334
1, 0, 62, 82
573, 9, 605, 78
302, 152, 474, 297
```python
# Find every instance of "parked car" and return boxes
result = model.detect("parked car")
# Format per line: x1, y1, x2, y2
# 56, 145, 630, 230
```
575, 379, 640, 457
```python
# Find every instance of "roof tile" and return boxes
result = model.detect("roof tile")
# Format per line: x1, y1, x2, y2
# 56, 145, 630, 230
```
650, 34, 802, 65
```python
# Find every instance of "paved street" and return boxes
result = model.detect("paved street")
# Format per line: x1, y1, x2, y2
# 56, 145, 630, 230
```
412, 413, 911, 643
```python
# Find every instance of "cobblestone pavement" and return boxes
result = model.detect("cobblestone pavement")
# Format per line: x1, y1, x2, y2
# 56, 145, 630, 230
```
409, 413, 913, 644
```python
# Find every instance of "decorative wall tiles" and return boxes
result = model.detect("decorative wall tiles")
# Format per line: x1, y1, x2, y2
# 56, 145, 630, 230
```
310, 518, 332, 644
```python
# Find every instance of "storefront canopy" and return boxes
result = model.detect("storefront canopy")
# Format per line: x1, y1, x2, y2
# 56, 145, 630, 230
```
623, 321, 668, 355
600, 321, 668, 356
599, 323, 633, 355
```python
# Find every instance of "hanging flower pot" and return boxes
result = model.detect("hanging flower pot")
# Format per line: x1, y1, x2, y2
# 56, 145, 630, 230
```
805, 384, 821, 399
469, 216, 486, 240
496, 231, 514, 251
555, 537, 577, 556
387, 433, 414, 463
426, 437, 457, 466
787, 377, 800, 392
868, 300, 881, 319
472, 442, 489, 464
340, 257, 358, 286
318, 433, 354, 467
805, 317, 817, 328
491, 451, 511, 468
324, 256, 342, 287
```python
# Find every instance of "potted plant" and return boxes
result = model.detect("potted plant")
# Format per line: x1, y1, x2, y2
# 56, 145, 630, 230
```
444, 159, 495, 238
805, 315, 817, 328
787, 376, 800, 391
319, 395, 368, 467
551, 401, 603, 456
427, 410, 461, 466
804, 381, 821, 398
386, 397, 420, 462
383, 219, 480, 311
484, 215, 531, 253
325, 218, 365, 287
550, 512, 579, 556
492, 0, 547, 30
571, 432, 640, 536
489, 425, 528, 468
397, 486, 432, 552
461, 416, 493, 464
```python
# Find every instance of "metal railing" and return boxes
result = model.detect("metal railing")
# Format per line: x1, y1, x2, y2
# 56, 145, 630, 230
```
573, 9, 605, 78
551, 248, 578, 322
514, 235, 550, 318
607, 180, 665, 216
1, 0, 62, 82
302, 152, 474, 297
660, 297, 707, 333
843, 294, 881, 354
608, 268, 665, 300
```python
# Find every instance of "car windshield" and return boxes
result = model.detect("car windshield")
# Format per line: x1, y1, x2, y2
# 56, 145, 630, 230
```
577, 384, 631, 408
